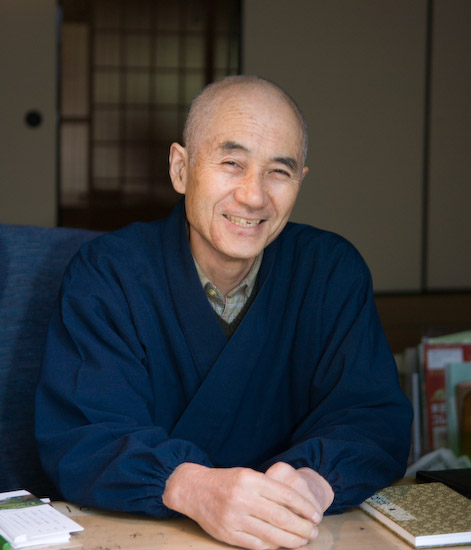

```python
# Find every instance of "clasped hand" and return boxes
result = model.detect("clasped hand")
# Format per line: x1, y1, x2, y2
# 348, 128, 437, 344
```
162, 461, 334, 550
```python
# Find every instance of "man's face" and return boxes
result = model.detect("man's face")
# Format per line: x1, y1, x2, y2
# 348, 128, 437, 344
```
170, 87, 308, 271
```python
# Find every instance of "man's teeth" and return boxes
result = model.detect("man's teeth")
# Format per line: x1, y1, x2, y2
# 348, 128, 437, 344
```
226, 215, 261, 227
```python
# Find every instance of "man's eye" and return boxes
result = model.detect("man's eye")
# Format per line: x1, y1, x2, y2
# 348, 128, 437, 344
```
223, 161, 240, 168
273, 169, 290, 177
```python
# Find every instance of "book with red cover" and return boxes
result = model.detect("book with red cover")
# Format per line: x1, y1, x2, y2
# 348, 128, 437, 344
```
421, 334, 471, 451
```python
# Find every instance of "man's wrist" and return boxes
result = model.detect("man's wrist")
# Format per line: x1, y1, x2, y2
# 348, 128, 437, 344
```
297, 467, 335, 512
162, 462, 209, 516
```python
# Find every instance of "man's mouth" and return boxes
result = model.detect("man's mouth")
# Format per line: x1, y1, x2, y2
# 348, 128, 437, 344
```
225, 215, 263, 228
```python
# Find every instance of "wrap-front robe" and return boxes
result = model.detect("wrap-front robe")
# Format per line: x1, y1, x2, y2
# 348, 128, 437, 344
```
35, 200, 412, 516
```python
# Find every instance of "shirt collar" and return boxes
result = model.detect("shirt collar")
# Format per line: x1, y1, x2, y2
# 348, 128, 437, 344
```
194, 252, 263, 299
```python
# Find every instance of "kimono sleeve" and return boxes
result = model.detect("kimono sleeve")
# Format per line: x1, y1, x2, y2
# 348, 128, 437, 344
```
259, 242, 413, 513
35, 240, 213, 517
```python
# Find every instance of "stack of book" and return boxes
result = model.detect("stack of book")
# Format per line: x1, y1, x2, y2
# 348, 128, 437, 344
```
395, 330, 471, 462
0, 490, 83, 549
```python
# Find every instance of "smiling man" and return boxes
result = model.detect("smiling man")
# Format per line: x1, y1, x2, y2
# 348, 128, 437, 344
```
169, 77, 308, 299
35, 76, 412, 550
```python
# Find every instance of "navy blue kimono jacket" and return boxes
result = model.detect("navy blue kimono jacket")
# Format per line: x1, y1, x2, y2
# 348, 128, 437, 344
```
35, 200, 412, 517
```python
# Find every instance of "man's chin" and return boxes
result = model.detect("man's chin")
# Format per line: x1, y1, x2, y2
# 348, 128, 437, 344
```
219, 244, 265, 263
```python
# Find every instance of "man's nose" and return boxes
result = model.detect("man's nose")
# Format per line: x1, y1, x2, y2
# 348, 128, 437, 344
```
234, 169, 268, 209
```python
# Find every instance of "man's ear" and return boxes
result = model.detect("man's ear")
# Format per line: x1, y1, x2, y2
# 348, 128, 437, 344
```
301, 165, 309, 182
169, 142, 189, 194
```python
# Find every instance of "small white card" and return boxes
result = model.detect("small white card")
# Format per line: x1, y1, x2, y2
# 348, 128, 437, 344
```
0, 490, 83, 548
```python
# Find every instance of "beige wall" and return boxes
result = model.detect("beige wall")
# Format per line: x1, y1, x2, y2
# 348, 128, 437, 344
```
243, 0, 426, 292
0, 0, 57, 227
243, 0, 471, 292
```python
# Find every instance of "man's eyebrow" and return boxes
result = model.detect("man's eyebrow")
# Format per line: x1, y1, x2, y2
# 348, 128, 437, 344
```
273, 156, 299, 172
220, 141, 249, 152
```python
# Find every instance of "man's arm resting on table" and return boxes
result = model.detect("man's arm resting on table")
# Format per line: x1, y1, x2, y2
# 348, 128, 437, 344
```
162, 462, 334, 550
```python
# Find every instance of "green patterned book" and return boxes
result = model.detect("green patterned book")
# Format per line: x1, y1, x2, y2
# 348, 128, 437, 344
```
360, 482, 471, 547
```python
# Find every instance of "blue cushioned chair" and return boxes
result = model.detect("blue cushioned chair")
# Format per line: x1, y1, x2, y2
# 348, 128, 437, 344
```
0, 223, 101, 497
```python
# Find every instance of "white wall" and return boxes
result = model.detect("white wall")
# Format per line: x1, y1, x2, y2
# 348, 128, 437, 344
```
0, 0, 57, 227
243, 0, 426, 292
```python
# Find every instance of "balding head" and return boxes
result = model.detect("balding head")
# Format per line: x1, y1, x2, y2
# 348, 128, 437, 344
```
183, 75, 308, 164
168, 74, 309, 276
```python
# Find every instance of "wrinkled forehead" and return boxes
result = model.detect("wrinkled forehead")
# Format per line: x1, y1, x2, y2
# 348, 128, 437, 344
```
201, 86, 306, 155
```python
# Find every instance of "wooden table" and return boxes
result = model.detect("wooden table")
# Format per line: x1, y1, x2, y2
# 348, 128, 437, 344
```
52, 502, 471, 550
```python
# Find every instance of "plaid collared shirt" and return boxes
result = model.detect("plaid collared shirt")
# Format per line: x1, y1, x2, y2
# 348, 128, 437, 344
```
194, 253, 263, 324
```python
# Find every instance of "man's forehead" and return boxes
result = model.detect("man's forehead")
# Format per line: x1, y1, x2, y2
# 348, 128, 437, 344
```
195, 88, 306, 164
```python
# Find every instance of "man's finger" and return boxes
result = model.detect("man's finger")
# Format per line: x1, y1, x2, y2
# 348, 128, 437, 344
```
253, 477, 317, 528
265, 462, 315, 504
236, 513, 314, 549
